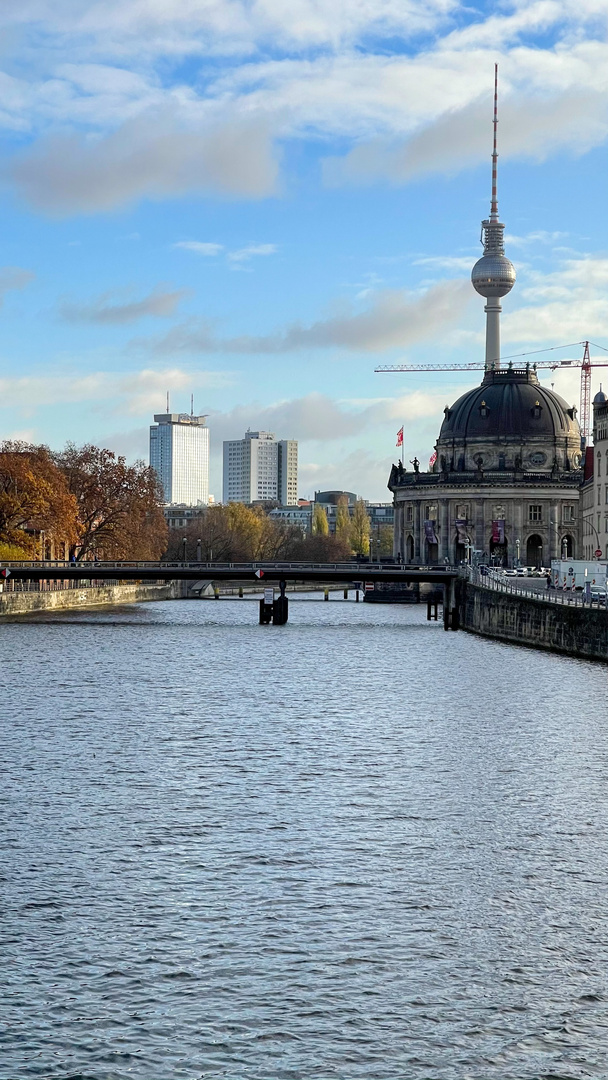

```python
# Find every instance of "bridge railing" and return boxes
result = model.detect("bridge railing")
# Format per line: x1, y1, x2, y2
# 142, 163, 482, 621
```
467, 566, 608, 610
1, 559, 459, 573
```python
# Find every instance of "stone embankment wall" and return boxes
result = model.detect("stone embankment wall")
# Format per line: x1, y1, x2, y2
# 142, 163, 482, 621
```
0, 582, 179, 617
461, 581, 608, 661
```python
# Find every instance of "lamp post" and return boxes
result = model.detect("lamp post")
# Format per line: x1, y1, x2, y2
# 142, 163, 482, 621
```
182, 536, 187, 563
584, 519, 602, 559
196, 538, 202, 562
538, 544, 543, 571
515, 538, 520, 567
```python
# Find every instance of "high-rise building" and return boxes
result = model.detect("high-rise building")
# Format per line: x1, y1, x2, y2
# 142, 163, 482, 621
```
150, 413, 209, 505
223, 430, 298, 504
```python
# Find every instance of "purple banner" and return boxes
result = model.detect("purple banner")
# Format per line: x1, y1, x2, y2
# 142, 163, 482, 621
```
424, 519, 438, 545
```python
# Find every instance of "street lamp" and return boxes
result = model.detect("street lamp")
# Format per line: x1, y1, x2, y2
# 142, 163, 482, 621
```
196, 538, 202, 562
182, 536, 187, 563
583, 519, 602, 559
515, 538, 520, 567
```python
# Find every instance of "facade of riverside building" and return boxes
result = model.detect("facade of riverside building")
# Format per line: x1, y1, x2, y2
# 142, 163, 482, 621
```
149, 413, 210, 505
223, 431, 298, 504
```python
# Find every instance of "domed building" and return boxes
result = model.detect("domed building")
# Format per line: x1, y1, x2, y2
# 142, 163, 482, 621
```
389, 70, 583, 568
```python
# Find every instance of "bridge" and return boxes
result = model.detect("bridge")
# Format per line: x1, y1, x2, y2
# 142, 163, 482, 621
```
1, 561, 461, 629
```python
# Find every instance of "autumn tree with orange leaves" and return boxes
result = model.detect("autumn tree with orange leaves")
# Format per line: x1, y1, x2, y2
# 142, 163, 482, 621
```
54, 443, 167, 561
0, 441, 79, 556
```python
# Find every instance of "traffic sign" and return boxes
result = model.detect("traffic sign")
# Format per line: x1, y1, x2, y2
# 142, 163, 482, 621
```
595, 548, 603, 558
0, 568, 10, 578
255, 569, 264, 578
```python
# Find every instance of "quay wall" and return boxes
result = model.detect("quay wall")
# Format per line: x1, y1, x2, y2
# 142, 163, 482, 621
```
0, 582, 179, 617
461, 581, 608, 661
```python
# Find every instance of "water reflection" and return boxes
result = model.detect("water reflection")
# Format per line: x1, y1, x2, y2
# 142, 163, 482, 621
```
1, 596, 607, 1079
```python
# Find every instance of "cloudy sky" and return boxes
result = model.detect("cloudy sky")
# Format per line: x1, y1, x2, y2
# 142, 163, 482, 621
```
1, 0, 608, 500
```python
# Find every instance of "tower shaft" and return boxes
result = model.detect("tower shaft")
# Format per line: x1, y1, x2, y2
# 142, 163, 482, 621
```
484, 298, 501, 369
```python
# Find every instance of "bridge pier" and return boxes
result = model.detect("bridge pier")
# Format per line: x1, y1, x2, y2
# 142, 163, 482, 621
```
272, 580, 288, 625
443, 580, 460, 631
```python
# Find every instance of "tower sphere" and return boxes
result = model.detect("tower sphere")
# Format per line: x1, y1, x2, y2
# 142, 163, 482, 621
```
471, 253, 516, 298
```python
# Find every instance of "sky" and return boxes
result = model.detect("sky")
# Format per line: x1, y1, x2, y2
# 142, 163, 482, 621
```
1, 1, 608, 501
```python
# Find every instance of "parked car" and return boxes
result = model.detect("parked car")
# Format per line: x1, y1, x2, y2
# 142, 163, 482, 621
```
504, 569, 517, 576
590, 586, 607, 601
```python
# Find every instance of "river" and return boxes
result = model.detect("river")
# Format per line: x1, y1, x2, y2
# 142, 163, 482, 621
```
2, 595, 608, 1079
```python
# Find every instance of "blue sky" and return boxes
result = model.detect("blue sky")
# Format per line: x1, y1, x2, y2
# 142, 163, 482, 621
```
1, 0, 608, 500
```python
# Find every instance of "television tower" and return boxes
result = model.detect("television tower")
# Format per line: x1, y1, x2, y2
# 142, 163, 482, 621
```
471, 65, 516, 370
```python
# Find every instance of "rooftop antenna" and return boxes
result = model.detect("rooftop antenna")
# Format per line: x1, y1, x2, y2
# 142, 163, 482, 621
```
166, 391, 170, 413
491, 62, 499, 221
191, 393, 194, 417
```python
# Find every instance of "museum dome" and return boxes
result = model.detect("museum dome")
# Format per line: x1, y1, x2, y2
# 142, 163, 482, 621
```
436, 365, 582, 472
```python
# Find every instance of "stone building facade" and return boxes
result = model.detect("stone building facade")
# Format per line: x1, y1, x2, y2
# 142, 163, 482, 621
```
581, 390, 608, 560
390, 365, 582, 567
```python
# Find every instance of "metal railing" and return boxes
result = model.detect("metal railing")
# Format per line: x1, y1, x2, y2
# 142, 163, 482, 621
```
467, 566, 608, 610
1, 559, 460, 574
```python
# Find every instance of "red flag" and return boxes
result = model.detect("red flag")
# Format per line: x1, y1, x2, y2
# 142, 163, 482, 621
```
396, 426, 404, 447
429, 450, 437, 469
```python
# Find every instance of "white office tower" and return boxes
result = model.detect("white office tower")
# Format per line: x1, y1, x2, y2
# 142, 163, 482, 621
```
150, 413, 209, 505
223, 431, 298, 504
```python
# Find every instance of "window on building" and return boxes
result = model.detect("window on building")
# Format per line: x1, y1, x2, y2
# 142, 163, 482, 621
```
456, 504, 469, 520
406, 505, 413, 523
528, 505, 542, 523
425, 504, 437, 520
562, 505, 576, 523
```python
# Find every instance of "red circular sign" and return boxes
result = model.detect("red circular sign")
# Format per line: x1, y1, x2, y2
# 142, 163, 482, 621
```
595, 548, 603, 558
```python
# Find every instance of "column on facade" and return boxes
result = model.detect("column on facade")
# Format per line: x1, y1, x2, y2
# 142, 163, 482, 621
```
396, 504, 405, 559
440, 500, 449, 563
514, 499, 523, 566
475, 499, 485, 560
551, 501, 559, 564
414, 501, 422, 561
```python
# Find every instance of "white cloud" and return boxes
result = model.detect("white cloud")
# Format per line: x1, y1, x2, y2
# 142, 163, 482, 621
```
227, 242, 278, 262
139, 279, 471, 355
8, 110, 280, 214
60, 287, 189, 324
504, 256, 608, 344
173, 241, 224, 256
0, 266, 35, 304
0, 366, 230, 417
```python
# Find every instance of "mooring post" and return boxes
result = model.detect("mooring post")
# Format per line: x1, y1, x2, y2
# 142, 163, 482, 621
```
344, 588, 348, 600
239, 586, 243, 598
324, 588, 329, 601
214, 586, 220, 600
272, 579, 289, 625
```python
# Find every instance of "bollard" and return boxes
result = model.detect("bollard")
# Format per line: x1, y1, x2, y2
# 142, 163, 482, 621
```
324, 588, 329, 601
214, 586, 220, 600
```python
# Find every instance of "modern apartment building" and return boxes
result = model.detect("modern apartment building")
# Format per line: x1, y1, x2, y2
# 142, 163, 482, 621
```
223, 430, 298, 504
149, 412, 209, 505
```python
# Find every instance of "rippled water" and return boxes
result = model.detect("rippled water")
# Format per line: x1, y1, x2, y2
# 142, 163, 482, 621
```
2, 595, 608, 1079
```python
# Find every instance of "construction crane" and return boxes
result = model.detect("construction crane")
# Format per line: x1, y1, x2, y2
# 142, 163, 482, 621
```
375, 340, 608, 446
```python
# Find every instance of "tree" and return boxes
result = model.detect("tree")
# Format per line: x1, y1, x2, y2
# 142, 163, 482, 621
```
350, 499, 370, 555
312, 503, 329, 535
0, 441, 79, 555
335, 495, 351, 543
54, 443, 167, 560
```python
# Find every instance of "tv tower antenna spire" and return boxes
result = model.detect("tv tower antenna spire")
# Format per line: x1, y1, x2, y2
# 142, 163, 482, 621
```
471, 64, 516, 371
